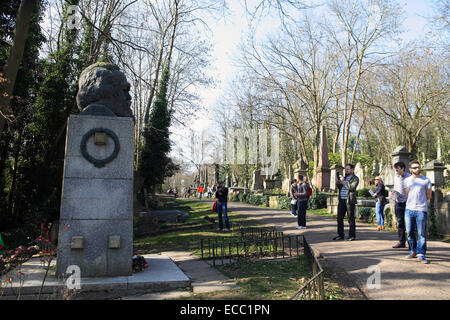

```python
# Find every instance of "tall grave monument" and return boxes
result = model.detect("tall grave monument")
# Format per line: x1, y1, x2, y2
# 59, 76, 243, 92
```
315, 125, 330, 191
56, 62, 134, 277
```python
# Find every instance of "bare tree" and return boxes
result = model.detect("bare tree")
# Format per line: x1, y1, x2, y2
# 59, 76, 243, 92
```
324, 0, 403, 166
361, 46, 449, 157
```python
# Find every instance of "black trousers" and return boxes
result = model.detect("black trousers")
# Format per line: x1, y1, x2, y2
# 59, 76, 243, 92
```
337, 199, 356, 238
395, 202, 406, 245
297, 200, 307, 227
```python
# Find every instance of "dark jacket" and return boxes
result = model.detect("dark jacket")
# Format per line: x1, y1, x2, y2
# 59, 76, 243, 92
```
296, 182, 308, 202
215, 187, 228, 202
337, 174, 359, 205
374, 183, 386, 204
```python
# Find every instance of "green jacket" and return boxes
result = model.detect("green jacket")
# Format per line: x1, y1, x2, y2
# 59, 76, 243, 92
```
337, 175, 359, 205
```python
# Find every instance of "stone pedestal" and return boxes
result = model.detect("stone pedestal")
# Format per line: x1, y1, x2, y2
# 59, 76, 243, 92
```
391, 146, 412, 169
56, 115, 134, 277
424, 160, 446, 189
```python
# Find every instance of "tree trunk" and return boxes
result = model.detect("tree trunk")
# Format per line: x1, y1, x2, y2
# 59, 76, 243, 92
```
0, 0, 39, 133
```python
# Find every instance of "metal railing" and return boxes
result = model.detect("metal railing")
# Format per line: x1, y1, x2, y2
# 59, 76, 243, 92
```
289, 235, 324, 300
200, 227, 303, 266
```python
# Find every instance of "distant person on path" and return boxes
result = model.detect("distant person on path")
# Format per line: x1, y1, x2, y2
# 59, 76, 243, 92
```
372, 176, 386, 231
333, 164, 359, 241
215, 182, 230, 232
391, 161, 411, 249
295, 175, 308, 230
198, 185, 204, 200
187, 186, 192, 198
290, 179, 298, 217
404, 160, 432, 264
207, 185, 213, 199
174, 187, 178, 199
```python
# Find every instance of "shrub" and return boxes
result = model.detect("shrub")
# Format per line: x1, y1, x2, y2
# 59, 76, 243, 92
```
307, 191, 327, 210
384, 207, 393, 228
357, 207, 375, 223
357, 188, 372, 198
277, 196, 291, 210
229, 193, 240, 202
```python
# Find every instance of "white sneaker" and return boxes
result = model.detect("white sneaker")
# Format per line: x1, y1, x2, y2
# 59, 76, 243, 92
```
296, 226, 303, 229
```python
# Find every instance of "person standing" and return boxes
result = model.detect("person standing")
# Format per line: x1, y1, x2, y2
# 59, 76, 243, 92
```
290, 179, 298, 217
215, 182, 230, 232
404, 160, 432, 264
207, 185, 213, 199
333, 164, 359, 241
391, 162, 411, 248
198, 185, 204, 200
295, 175, 308, 229
372, 176, 386, 231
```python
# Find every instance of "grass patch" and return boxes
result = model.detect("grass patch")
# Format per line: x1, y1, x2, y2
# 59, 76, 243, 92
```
133, 198, 363, 300
133, 199, 266, 255
217, 257, 310, 299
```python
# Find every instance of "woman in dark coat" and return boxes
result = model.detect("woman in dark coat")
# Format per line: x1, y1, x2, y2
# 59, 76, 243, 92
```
373, 176, 386, 231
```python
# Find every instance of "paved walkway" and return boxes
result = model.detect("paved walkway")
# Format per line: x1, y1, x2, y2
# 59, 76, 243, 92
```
226, 201, 450, 300
121, 251, 239, 300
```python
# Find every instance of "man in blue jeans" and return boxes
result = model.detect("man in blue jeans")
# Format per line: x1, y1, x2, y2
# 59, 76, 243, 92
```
404, 160, 432, 264
215, 182, 230, 232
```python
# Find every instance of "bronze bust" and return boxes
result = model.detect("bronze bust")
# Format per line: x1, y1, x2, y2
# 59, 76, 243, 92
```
76, 62, 133, 118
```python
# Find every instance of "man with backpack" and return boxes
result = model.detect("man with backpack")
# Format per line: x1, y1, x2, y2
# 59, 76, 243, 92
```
295, 175, 309, 229
303, 176, 312, 200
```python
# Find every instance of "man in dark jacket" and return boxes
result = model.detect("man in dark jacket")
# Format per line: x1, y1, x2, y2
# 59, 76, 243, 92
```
215, 182, 230, 231
296, 175, 309, 229
333, 164, 359, 241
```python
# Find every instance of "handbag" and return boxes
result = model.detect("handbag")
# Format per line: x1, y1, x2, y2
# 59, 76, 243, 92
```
212, 200, 218, 212
291, 199, 297, 205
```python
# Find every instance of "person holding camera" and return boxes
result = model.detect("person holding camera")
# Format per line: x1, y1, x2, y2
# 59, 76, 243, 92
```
333, 164, 359, 241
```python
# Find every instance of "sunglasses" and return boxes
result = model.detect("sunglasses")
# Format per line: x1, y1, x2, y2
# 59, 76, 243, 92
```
411, 166, 420, 170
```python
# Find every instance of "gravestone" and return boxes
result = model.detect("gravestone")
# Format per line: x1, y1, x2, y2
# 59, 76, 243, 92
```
251, 169, 264, 191
56, 63, 134, 277
424, 160, 446, 189
354, 162, 364, 190
391, 146, 412, 170
315, 126, 330, 191
293, 157, 308, 179
330, 164, 344, 192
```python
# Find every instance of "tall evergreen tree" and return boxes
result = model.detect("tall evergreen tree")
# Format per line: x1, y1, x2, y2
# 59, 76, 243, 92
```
139, 61, 178, 192
0, 0, 45, 229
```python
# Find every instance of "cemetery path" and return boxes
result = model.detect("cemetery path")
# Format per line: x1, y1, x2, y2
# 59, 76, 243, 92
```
226, 201, 450, 300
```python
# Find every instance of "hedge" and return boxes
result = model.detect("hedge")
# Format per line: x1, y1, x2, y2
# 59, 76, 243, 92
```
229, 191, 328, 211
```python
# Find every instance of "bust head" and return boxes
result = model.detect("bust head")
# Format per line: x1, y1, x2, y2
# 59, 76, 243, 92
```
76, 62, 132, 117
